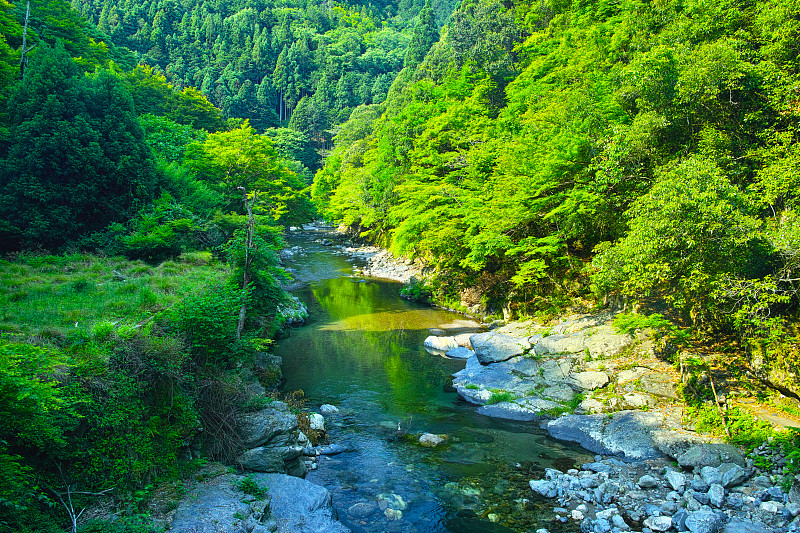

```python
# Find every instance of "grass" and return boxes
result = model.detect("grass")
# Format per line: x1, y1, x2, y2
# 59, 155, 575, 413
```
0, 253, 230, 338
487, 390, 517, 404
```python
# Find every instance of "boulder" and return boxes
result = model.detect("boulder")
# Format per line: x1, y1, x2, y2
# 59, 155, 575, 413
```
238, 445, 307, 477
320, 404, 339, 415
445, 347, 474, 359
582, 327, 634, 358
309, 414, 325, 431
723, 519, 772, 533
529, 479, 558, 498
685, 510, 721, 533
238, 405, 298, 449
533, 334, 587, 356
666, 470, 687, 492
470, 332, 532, 364
423, 335, 459, 353
677, 444, 746, 469
236, 404, 309, 476
640, 372, 679, 399
617, 367, 649, 385
542, 384, 576, 402
547, 411, 667, 461
253, 473, 349, 533
644, 516, 673, 532
168, 474, 265, 533
419, 433, 446, 447
719, 463, 749, 487
569, 371, 609, 391
476, 398, 561, 421
708, 483, 725, 508
348, 501, 378, 519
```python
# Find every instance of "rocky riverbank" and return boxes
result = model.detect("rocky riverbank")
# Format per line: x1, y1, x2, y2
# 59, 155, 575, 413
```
419, 312, 800, 532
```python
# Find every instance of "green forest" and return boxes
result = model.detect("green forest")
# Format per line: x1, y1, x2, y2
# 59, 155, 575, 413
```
0, 0, 799, 528
315, 0, 800, 402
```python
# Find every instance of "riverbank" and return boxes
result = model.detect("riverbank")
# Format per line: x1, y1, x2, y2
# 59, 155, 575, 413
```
324, 233, 800, 531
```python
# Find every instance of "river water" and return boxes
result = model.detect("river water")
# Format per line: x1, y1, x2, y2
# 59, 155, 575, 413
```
273, 229, 591, 533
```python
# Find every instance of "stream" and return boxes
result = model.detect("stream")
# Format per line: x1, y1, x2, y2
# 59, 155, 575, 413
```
273, 228, 592, 533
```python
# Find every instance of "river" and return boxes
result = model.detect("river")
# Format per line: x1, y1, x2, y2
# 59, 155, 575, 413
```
273, 228, 591, 533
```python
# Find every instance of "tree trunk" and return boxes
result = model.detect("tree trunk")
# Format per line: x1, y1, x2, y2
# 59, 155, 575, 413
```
236, 187, 257, 340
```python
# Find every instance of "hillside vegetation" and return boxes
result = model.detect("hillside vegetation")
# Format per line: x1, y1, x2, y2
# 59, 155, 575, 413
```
314, 0, 800, 397
0, 0, 436, 529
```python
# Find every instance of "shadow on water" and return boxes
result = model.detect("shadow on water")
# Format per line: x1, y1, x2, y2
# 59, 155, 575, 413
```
273, 231, 591, 532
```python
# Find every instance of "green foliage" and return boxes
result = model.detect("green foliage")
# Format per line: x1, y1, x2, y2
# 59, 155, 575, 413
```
185, 123, 315, 226
236, 475, 267, 499
486, 390, 516, 404
0, 43, 157, 251
399, 277, 431, 302
166, 282, 248, 368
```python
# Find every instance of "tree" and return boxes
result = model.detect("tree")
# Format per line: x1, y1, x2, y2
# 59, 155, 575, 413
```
0, 42, 157, 251
404, 0, 438, 68
184, 123, 314, 226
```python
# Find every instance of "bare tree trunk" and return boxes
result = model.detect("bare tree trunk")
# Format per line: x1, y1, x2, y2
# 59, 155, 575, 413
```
19, 1, 36, 76
236, 187, 257, 340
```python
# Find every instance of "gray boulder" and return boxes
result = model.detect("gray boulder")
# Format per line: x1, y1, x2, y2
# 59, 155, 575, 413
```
168, 474, 266, 533
569, 371, 609, 391
445, 346, 474, 359
719, 463, 749, 487
529, 479, 558, 498
685, 510, 722, 533
723, 519, 772, 533
238, 404, 298, 449
677, 444, 746, 469
534, 333, 587, 356
547, 411, 667, 461
238, 445, 306, 477
236, 404, 309, 476
667, 470, 687, 491
640, 373, 679, 399
644, 516, 673, 532
470, 332, 532, 364
253, 473, 349, 533
476, 398, 561, 421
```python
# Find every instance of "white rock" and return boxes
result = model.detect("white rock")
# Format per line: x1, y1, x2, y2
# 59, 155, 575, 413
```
667, 470, 687, 492
419, 433, 445, 447
571, 510, 584, 520
530, 479, 558, 498
320, 404, 339, 414
708, 484, 725, 508
644, 516, 673, 532
309, 413, 325, 431
423, 335, 459, 352
638, 475, 659, 489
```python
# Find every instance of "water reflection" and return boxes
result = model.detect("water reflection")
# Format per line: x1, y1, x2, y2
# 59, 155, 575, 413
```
274, 233, 591, 532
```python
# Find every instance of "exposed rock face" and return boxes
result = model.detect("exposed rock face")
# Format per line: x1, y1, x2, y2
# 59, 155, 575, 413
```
547, 411, 669, 461
677, 444, 747, 469
167, 472, 347, 533
256, 473, 349, 533
470, 331, 532, 364
235, 402, 313, 477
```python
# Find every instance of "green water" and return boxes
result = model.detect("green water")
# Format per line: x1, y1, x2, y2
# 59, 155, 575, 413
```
274, 230, 591, 532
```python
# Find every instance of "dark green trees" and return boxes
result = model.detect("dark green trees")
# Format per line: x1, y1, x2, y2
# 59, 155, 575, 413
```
404, 0, 439, 68
0, 43, 156, 250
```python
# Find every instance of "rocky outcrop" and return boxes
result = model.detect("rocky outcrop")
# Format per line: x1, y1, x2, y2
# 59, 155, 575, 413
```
235, 401, 315, 477
348, 246, 422, 283
167, 470, 348, 533
446, 312, 685, 428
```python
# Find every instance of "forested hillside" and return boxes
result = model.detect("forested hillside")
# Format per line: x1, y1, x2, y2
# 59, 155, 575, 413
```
70, 0, 457, 159
0, 0, 445, 528
314, 0, 800, 392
